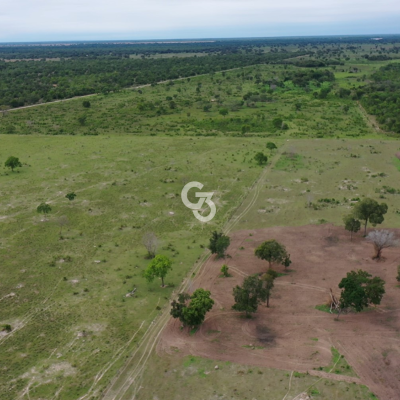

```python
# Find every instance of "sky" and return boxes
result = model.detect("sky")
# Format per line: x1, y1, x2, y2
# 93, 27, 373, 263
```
1, 0, 400, 42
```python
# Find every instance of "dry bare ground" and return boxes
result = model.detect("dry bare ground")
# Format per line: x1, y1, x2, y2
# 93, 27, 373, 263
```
158, 225, 400, 400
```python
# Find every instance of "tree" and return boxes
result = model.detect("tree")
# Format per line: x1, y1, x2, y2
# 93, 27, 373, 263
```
338, 270, 385, 318
77, 114, 87, 126
170, 289, 214, 328
65, 192, 77, 201
353, 198, 388, 235
272, 117, 283, 129
266, 142, 277, 151
262, 269, 278, 307
219, 108, 229, 117
144, 255, 172, 287
5, 156, 22, 172
221, 264, 230, 277
208, 231, 230, 259
343, 214, 361, 241
366, 230, 398, 260
232, 274, 267, 317
255, 239, 291, 269
142, 232, 158, 259
37, 202, 52, 220
82, 100, 91, 108
170, 292, 190, 325
254, 152, 268, 165
182, 289, 214, 328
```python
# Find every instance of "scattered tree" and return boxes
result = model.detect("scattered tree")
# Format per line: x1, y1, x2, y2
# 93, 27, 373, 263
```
208, 231, 230, 259
352, 198, 388, 235
37, 202, 52, 220
171, 289, 214, 328
144, 254, 172, 287
262, 268, 278, 307
266, 142, 277, 151
65, 192, 77, 201
82, 100, 91, 108
142, 232, 158, 259
221, 264, 230, 277
232, 274, 267, 317
254, 152, 268, 165
366, 230, 399, 260
1, 324, 12, 333
77, 114, 87, 126
255, 239, 291, 269
338, 269, 385, 318
343, 214, 361, 240
5, 156, 22, 172
219, 108, 229, 117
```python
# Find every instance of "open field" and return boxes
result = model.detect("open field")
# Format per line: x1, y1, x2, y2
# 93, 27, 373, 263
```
0, 135, 265, 400
1, 43, 400, 400
157, 225, 400, 400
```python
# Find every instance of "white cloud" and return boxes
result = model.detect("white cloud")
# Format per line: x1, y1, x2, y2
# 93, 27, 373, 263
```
0, 0, 399, 41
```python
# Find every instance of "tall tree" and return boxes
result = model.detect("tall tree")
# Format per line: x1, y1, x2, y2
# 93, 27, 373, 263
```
144, 255, 172, 287
232, 274, 267, 317
208, 231, 230, 259
4, 156, 22, 172
254, 152, 268, 165
343, 214, 361, 241
171, 289, 214, 328
261, 268, 278, 307
366, 230, 398, 260
338, 270, 385, 318
37, 202, 52, 220
255, 239, 291, 269
353, 198, 388, 235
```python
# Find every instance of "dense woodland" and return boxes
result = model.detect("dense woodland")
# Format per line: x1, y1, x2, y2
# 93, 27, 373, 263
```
1, 36, 400, 135
360, 63, 400, 133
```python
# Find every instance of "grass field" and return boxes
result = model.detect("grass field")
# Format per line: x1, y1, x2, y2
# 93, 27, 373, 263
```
1, 52, 399, 400
0, 135, 265, 399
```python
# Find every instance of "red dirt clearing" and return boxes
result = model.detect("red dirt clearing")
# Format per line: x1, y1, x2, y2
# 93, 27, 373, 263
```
158, 225, 400, 400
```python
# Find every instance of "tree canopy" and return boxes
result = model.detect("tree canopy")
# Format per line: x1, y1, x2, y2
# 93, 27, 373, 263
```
143, 254, 172, 287
232, 274, 268, 316
352, 198, 388, 235
4, 156, 22, 172
170, 289, 214, 328
255, 239, 291, 269
208, 231, 230, 259
338, 270, 385, 317
343, 214, 361, 240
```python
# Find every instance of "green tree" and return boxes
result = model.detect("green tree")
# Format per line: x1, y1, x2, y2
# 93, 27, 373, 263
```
219, 108, 229, 117
77, 114, 87, 126
221, 264, 230, 277
232, 275, 267, 317
262, 268, 278, 307
182, 289, 214, 328
343, 214, 361, 241
5, 156, 22, 172
144, 255, 172, 287
272, 117, 283, 129
82, 100, 91, 108
208, 231, 230, 259
37, 202, 52, 219
254, 152, 268, 165
65, 192, 77, 201
266, 142, 277, 151
353, 198, 388, 235
170, 292, 190, 325
338, 270, 385, 318
255, 239, 291, 268
171, 289, 214, 328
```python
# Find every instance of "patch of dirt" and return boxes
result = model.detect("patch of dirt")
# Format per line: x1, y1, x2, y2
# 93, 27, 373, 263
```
396, 152, 400, 160
158, 225, 400, 400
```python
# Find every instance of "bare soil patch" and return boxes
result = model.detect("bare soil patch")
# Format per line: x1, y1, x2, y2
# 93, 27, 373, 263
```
159, 225, 400, 400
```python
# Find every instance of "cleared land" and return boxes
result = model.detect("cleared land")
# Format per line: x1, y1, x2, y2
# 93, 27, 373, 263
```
158, 225, 400, 400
